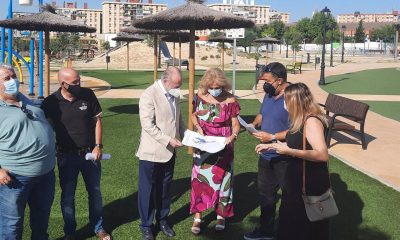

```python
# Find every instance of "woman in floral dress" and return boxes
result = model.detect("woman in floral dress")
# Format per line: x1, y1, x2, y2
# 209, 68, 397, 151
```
190, 68, 240, 235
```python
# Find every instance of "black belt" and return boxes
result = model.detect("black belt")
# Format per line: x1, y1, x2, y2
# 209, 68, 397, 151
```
57, 147, 91, 155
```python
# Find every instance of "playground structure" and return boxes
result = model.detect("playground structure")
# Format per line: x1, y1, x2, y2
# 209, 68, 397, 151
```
1, 0, 44, 97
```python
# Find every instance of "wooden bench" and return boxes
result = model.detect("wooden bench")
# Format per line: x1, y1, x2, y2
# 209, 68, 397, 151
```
286, 62, 302, 74
320, 94, 370, 150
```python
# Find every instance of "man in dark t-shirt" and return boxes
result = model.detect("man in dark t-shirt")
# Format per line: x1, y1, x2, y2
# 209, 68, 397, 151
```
244, 62, 290, 240
42, 68, 111, 240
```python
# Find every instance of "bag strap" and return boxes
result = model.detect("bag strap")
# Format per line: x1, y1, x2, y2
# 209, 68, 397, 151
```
302, 115, 332, 195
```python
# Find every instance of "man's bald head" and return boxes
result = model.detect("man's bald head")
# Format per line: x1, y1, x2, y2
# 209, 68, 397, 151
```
58, 68, 80, 86
162, 66, 182, 90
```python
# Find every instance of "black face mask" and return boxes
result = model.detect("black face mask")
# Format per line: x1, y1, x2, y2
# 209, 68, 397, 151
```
263, 82, 277, 96
66, 83, 81, 97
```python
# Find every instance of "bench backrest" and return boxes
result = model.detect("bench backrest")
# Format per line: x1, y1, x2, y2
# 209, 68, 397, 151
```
294, 62, 302, 67
325, 94, 369, 121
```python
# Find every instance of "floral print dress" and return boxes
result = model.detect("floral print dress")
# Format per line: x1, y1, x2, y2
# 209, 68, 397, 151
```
190, 95, 240, 218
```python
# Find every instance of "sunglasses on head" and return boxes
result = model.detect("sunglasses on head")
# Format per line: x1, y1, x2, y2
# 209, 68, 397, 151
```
262, 66, 282, 79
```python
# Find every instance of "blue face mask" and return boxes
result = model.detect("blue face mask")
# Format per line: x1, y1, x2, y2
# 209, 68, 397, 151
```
208, 88, 222, 97
3, 78, 19, 96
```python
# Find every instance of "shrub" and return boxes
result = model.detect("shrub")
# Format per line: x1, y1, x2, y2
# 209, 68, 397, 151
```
216, 54, 221, 58
201, 56, 208, 61
210, 54, 215, 58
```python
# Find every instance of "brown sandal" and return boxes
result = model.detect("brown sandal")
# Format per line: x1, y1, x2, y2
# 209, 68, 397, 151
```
96, 230, 112, 240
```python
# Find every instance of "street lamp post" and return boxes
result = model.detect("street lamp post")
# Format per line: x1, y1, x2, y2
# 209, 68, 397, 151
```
341, 25, 346, 63
319, 6, 331, 85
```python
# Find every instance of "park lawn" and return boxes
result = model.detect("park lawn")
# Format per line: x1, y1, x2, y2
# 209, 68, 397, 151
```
361, 101, 400, 122
80, 69, 257, 91
321, 68, 400, 95
23, 99, 400, 240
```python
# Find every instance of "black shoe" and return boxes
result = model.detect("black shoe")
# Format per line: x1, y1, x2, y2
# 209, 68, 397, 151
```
159, 223, 176, 237
243, 228, 274, 240
141, 229, 154, 240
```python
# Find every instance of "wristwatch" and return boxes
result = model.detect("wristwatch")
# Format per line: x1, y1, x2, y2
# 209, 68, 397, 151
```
95, 144, 103, 149
271, 134, 277, 143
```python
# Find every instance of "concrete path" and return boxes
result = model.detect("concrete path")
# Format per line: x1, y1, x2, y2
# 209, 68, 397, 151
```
337, 94, 400, 102
256, 62, 400, 191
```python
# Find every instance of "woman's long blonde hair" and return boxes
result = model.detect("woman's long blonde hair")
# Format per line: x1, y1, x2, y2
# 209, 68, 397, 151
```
284, 83, 327, 133
198, 68, 231, 94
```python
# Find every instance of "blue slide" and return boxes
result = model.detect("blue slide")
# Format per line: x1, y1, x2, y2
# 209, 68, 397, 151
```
159, 41, 188, 69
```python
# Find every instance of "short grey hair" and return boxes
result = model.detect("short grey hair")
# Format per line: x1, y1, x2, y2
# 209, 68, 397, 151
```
161, 66, 181, 82
0, 64, 15, 73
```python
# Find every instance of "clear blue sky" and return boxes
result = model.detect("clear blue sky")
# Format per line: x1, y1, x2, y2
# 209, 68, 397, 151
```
1, 0, 399, 22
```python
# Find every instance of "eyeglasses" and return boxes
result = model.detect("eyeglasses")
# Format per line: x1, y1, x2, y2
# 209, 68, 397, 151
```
21, 105, 34, 120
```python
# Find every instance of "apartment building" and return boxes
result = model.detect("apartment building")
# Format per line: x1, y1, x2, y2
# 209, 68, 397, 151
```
196, 0, 290, 37
337, 11, 399, 24
102, 0, 167, 34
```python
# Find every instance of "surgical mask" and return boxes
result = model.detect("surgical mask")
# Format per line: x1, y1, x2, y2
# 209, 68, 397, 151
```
263, 82, 276, 96
208, 88, 222, 97
168, 88, 180, 98
3, 78, 19, 96
65, 83, 81, 97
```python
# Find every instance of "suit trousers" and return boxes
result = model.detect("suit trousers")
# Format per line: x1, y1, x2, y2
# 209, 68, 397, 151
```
138, 154, 176, 231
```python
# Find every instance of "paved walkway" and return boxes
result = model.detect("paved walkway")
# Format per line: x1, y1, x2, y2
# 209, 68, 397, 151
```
337, 94, 400, 101
256, 62, 400, 191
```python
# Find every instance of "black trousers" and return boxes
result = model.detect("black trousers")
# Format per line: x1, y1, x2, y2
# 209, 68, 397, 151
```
258, 156, 288, 234
138, 155, 175, 232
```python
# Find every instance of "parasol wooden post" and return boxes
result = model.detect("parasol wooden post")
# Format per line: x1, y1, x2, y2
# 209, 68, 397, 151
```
127, 42, 130, 72
173, 42, 176, 67
44, 31, 50, 97
179, 40, 182, 70
153, 34, 158, 81
188, 28, 195, 154
221, 41, 225, 71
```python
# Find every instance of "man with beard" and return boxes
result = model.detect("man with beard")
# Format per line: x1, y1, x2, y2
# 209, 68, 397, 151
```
244, 62, 290, 240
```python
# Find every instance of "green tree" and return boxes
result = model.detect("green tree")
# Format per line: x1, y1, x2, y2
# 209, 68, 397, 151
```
370, 25, 395, 42
354, 20, 366, 43
284, 26, 302, 60
237, 27, 258, 53
309, 12, 337, 43
209, 31, 224, 39
295, 18, 313, 41
101, 41, 110, 51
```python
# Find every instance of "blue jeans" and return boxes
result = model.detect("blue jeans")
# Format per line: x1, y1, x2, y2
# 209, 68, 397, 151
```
0, 170, 55, 240
58, 152, 104, 235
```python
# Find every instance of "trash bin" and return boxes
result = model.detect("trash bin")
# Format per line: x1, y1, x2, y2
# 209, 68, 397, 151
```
306, 53, 311, 63
315, 57, 320, 64
106, 56, 110, 63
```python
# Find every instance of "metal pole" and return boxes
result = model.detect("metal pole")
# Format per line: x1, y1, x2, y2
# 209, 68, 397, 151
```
44, 31, 50, 97
39, 0, 44, 98
29, 38, 35, 96
319, 16, 327, 85
330, 31, 333, 67
341, 31, 345, 63
126, 42, 129, 72
232, 38, 237, 95
1, 28, 5, 63
7, 0, 13, 65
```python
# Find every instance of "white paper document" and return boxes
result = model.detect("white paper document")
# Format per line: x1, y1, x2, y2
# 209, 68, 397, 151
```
182, 130, 226, 153
237, 115, 259, 133
85, 153, 111, 161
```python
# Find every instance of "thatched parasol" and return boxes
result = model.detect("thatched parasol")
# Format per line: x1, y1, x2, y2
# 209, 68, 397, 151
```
0, 5, 96, 97
133, 0, 254, 140
208, 34, 234, 71
112, 33, 144, 72
122, 27, 178, 80
254, 36, 280, 65
161, 33, 199, 69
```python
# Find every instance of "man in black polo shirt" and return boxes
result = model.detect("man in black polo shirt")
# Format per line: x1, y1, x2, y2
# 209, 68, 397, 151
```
42, 68, 111, 240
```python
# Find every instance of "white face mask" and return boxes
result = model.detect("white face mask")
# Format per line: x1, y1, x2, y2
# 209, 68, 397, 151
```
168, 88, 180, 98
208, 88, 222, 97
3, 78, 19, 96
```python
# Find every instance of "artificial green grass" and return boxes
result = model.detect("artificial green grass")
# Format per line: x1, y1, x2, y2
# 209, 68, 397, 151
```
362, 101, 400, 122
23, 99, 400, 240
80, 70, 257, 91
321, 68, 400, 95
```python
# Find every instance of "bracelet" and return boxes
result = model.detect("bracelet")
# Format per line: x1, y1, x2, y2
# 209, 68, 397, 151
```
232, 132, 238, 139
